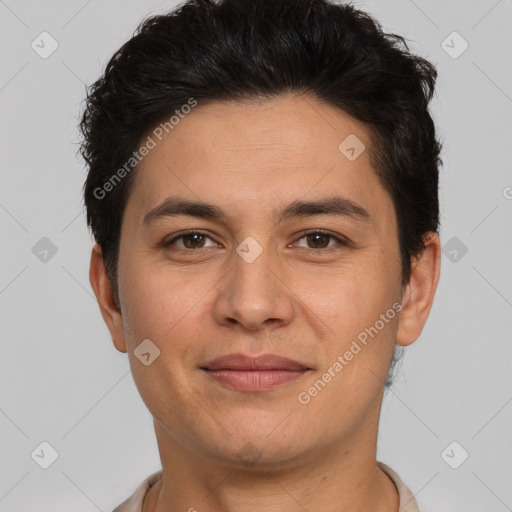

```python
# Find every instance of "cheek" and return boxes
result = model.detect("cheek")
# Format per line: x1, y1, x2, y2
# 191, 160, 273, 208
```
297, 257, 400, 395
297, 259, 392, 336
120, 257, 217, 351
120, 264, 209, 406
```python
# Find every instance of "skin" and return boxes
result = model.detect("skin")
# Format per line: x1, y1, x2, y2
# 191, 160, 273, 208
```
90, 93, 441, 512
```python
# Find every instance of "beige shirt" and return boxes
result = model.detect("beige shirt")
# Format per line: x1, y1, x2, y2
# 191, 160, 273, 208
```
112, 462, 419, 512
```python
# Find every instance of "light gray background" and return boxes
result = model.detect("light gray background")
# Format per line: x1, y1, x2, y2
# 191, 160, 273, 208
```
1, 0, 511, 510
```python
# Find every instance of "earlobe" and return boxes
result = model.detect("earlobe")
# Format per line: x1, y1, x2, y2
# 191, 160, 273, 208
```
89, 243, 127, 353
395, 232, 441, 347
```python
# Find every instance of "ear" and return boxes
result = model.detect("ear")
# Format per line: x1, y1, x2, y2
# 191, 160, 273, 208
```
89, 243, 127, 353
396, 232, 441, 347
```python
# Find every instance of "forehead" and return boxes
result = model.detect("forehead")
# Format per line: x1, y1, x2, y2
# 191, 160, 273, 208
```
125, 94, 393, 227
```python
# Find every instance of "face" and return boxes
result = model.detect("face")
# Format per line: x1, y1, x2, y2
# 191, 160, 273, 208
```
92, 94, 438, 469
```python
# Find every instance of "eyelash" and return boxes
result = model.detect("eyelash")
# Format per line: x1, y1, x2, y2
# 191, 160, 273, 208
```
161, 229, 350, 252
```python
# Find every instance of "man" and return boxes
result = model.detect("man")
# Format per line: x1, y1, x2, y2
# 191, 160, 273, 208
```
81, 0, 442, 510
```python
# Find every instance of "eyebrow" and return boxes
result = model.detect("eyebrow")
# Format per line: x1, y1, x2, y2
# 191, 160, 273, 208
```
142, 195, 372, 226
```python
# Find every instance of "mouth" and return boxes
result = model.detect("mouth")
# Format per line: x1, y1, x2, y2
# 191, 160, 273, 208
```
200, 353, 312, 392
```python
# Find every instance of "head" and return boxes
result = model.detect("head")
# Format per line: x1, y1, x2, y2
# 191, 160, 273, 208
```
82, 0, 441, 469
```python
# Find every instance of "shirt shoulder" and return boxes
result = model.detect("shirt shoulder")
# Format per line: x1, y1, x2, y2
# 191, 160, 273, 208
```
378, 461, 419, 512
112, 470, 163, 512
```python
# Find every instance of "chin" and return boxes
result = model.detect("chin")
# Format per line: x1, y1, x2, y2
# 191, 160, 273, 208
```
197, 415, 309, 469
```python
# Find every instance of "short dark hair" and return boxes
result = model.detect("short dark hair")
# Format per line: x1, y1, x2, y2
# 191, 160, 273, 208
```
80, 0, 442, 321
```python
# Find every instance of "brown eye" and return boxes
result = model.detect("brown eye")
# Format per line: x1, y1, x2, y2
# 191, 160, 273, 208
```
306, 232, 330, 248
163, 231, 217, 250
182, 233, 207, 248
295, 230, 347, 250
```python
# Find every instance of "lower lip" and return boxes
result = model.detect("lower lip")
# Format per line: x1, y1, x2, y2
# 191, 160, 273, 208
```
203, 369, 309, 391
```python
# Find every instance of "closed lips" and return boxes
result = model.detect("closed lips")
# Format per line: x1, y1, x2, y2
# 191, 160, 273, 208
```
201, 353, 311, 371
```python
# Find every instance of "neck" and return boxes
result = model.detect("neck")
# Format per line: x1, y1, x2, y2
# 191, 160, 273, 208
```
144, 416, 399, 512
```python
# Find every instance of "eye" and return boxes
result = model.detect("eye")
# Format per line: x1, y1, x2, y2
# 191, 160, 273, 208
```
294, 230, 348, 250
163, 231, 218, 250
161, 229, 349, 252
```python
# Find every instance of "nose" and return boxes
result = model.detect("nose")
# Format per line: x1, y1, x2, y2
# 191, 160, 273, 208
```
211, 240, 295, 332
